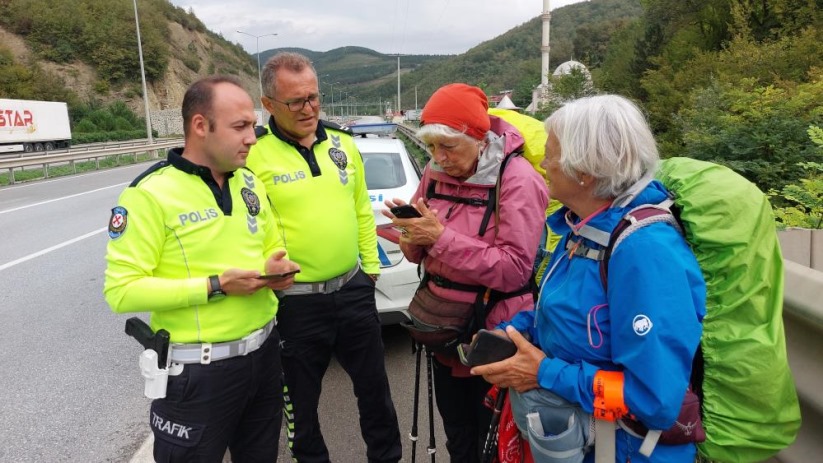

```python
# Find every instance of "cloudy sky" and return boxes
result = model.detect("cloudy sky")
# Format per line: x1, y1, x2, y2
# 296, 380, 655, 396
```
170, 0, 586, 55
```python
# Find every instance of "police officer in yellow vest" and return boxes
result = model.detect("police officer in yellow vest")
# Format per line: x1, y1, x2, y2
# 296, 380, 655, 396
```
104, 75, 300, 462
246, 52, 401, 463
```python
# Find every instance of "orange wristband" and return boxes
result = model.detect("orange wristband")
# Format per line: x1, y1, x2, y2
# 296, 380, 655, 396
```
593, 370, 628, 421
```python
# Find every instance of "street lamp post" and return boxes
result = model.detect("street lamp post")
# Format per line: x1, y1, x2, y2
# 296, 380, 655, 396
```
236, 30, 277, 104
132, 0, 153, 144
394, 55, 401, 114
329, 82, 340, 118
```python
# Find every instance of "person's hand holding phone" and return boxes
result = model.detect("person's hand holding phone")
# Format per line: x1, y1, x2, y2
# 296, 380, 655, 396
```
217, 268, 271, 295
382, 198, 444, 246
458, 329, 517, 367
470, 326, 546, 393
389, 204, 422, 219
262, 250, 300, 290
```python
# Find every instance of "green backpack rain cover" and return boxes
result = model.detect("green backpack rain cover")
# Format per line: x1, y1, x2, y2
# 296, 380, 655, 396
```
657, 157, 801, 462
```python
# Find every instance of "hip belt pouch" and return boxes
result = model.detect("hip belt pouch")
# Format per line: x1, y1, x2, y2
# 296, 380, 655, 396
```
509, 388, 593, 463
403, 285, 475, 351
621, 387, 706, 445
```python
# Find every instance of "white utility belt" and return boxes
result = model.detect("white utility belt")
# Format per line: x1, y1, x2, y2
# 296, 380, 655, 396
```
168, 318, 276, 365
276, 265, 359, 297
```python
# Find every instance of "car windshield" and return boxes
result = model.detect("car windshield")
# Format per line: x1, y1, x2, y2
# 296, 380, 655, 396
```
363, 152, 407, 190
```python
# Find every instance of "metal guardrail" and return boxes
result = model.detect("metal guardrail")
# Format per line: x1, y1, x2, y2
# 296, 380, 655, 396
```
396, 123, 426, 152
0, 139, 182, 184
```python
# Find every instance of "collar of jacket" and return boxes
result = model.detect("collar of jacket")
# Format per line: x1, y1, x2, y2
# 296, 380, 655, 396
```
263, 116, 329, 149
548, 180, 672, 238
428, 115, 525, 187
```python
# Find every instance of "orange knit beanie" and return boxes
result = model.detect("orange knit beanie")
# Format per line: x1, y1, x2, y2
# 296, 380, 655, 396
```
421, 83, 490, 140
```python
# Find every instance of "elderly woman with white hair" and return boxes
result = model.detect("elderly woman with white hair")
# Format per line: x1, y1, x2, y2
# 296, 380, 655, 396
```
473, 95, 706, 463
384, 83, 548, 463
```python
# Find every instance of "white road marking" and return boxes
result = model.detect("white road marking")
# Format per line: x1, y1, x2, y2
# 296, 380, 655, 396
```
129, 435, 154, 463
0, 183, 128, 215
0, 227, 106, 272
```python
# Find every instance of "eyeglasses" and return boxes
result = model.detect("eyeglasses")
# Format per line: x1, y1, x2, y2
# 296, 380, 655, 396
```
269, 94, 321, 112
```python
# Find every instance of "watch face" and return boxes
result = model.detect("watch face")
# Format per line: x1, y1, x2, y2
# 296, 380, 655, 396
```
209, 290, 226, 301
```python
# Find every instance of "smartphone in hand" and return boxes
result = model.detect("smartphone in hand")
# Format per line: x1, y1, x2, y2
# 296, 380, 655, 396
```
390, 204, 422, 218
458, 329, 517, 367
258, 269, 300, 280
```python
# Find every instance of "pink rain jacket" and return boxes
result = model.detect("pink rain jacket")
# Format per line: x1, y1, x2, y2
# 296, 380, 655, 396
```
401, 116, 549, 375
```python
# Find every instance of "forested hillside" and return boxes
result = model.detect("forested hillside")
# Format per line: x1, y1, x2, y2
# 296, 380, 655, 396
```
0, 0, 638, 129
260, 46, 450, 91
2, 0, 820, 222
329, 0, 643, 109
593, 0, 822, 203
0, 0, 257, 121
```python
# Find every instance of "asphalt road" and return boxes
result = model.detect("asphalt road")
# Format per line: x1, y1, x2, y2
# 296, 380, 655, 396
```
0, 163, 447, 462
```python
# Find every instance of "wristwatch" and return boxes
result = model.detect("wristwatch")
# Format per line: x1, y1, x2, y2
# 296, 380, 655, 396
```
208, 275, 226, 301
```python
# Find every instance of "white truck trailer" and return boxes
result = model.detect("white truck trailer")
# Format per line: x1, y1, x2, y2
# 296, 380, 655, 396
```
0, 99, 72, 154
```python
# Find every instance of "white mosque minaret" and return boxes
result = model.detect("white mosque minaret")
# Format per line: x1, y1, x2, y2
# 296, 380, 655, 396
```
527, 0, 551, 113
540, 0, 551, 89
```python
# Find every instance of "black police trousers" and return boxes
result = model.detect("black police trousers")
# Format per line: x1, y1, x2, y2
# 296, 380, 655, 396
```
432, 357, 494, 463
277, 269, 402, 463
150, 327, 283, 463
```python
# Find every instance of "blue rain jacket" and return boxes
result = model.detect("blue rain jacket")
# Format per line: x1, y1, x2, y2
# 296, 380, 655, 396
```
504, 180, 706, 462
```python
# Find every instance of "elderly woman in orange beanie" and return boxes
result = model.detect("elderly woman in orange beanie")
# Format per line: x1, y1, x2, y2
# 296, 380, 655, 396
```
383, 83, 549, 462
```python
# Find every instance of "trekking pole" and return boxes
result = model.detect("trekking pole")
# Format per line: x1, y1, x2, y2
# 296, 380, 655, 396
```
425, 347, 437, 462
410, 342, 422, 462
481, 387, 507, 463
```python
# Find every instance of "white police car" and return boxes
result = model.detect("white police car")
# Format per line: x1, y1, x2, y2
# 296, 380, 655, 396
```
352, 122, 423, 324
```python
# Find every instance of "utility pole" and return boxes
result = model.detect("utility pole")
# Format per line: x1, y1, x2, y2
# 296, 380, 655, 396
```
236, 30, 277, 106
329, 82, 340, 118
388, 54, 402, 115
132, 0, 153, 144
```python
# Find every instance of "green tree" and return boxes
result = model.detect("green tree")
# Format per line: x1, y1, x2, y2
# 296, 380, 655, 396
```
770, 127, 823, 228
534, 67, 598, 121
675, 73, 823, 192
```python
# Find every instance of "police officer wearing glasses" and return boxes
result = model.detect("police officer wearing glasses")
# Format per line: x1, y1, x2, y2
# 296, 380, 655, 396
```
245, 52, 402, 463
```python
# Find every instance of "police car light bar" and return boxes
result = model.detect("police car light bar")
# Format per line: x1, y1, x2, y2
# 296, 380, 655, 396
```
348, 123, 398, 137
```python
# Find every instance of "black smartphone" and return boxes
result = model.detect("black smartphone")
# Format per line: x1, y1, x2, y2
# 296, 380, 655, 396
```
390, 204, 422, 218
458, 329, 517, 367
258, 269, 300, 280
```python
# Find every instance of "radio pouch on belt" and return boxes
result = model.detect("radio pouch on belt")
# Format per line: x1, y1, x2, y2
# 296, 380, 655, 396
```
125, 317, 171, 399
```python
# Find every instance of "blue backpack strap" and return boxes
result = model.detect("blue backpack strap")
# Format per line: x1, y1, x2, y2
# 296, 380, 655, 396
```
599, 200, 681, 292
423, 152, 520, 237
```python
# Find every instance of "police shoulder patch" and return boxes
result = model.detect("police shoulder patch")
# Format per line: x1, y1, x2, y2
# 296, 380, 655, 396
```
108, 206, 128, 239
328, 147, 348, 170
241, 187, 261, 216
